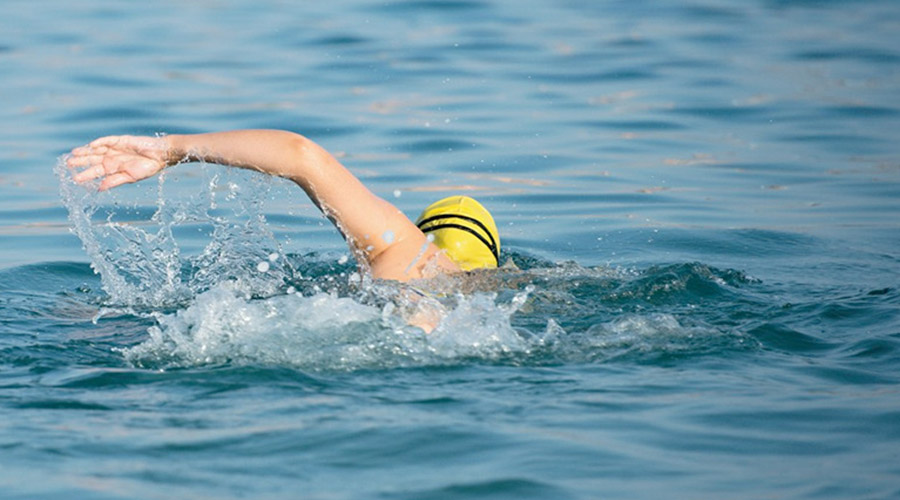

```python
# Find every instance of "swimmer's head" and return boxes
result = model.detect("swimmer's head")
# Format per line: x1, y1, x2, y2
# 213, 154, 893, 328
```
416, 195, 500, 271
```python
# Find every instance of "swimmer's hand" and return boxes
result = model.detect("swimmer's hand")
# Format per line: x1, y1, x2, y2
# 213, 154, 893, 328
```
66, 135, 172, 191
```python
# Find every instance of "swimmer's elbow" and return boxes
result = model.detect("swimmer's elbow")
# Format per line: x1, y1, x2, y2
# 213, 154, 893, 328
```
283, 133, 315, 170
409, 315, 436, 334
405, 302, 441, 333
281, 133, 338, 184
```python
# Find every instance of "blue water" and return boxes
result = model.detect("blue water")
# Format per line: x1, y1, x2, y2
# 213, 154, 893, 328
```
2, 0, 900, 498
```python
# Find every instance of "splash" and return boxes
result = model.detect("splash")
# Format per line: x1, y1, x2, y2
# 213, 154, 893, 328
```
116, 262, 758, 372
120, 281, 536, 371
56, 156, 291, 308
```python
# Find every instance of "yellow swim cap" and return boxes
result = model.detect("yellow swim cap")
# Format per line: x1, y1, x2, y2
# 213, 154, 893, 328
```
416, 195, 500, 271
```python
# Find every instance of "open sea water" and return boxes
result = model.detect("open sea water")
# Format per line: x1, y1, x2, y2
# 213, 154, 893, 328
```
2, 0, 900, 498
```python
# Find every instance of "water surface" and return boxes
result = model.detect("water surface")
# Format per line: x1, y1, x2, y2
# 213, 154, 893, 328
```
2, 1, 900, 498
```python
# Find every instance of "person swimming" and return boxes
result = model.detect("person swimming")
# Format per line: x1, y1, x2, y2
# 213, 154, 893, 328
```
66, 130, 500, 285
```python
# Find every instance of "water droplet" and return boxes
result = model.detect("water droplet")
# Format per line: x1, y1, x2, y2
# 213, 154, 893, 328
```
257, 261, 270, 273
268, 252, 279, 262
382, 230, 395, 244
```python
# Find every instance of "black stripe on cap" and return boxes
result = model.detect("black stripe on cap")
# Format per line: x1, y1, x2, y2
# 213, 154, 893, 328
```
417, 214, 499, 265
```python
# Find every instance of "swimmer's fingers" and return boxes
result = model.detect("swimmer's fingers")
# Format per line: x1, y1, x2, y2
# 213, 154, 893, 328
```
95, 154, 165, 186
66, 150, 107, 169
64, 135, 169, 190
87, 135, 133, 150
72, 158, 160, 187
89, 135, 167, 157
98, 172, 137, 191
66, 140, 121, 170
71, 162, 110, 183
68, 147, 119, 177
67, 136, 163, 165
66, 136, 125, 160
69, 151, 132, 182
87, 135, 123, 147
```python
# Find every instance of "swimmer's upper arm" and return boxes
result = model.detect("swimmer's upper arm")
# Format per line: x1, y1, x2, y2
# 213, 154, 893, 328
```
274, 134, 459, 280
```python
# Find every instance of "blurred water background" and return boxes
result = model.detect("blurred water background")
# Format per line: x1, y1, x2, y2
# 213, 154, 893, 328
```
1, 0, 899, 498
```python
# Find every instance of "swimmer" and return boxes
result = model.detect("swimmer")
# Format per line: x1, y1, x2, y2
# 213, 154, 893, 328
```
66, 130, 500, 284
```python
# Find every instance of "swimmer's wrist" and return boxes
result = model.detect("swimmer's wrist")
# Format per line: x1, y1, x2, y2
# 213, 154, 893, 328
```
163, 134, 190, 166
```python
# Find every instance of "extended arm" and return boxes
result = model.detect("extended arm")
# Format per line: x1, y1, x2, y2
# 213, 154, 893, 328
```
66, 130, 459, 281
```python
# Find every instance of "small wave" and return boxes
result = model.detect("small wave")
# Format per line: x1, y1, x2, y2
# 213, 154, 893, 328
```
603, 262, 759, 304
578, 313, 752, 363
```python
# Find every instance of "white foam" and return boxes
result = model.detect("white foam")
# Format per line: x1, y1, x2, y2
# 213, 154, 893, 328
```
121, 281, 535, 371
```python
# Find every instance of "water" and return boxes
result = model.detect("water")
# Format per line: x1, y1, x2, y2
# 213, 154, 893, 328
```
2, 0, 900, 498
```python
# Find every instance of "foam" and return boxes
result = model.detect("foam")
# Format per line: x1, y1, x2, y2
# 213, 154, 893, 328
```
120, 280, 534, 371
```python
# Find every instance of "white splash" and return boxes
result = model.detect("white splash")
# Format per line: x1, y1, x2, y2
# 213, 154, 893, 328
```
121, 280, 534, 371
56, 157, 290, 308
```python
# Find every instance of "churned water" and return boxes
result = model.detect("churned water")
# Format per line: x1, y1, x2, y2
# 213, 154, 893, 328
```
2, 0, 900, 498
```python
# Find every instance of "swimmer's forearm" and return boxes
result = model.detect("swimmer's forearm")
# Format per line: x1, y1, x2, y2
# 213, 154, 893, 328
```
165, 130, 325, 184
164, 129, 370, 218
